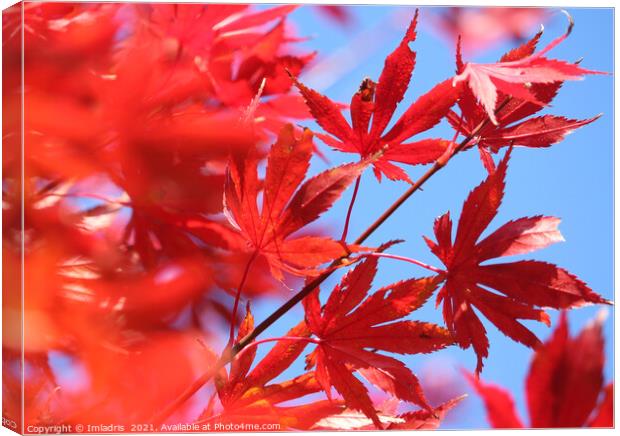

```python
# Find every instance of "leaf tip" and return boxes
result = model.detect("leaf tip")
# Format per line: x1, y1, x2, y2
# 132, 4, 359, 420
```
454, 393, 469, 403
593, 307, 609, 324
560, 10, 575, 37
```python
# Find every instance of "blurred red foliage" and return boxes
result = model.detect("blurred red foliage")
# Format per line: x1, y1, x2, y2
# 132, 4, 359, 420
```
429, 7, 549, 56
3, 2, 316, 428
468, 311, 613, 428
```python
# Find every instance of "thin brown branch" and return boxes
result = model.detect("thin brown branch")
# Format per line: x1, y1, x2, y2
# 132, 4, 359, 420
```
340, 174, 362, 242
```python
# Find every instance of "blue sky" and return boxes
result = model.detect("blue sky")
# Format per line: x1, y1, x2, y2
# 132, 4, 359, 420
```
249, 5, 614, 429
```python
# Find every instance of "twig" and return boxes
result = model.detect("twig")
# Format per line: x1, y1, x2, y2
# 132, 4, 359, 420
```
233, 336, 322, 362
228, 251, 258, 346
340, 175, 362, 242
360, 252, 445, 274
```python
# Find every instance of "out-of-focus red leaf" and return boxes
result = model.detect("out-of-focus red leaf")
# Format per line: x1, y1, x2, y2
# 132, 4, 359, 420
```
465, 373, 524, 428
588, 383, 614, 427
70, 331, 216, 425
471, 312, 613, 429
215, 5, 299, 33
62, 257, 211, 326
526, 312, 606, 427
430, 7, 548, 56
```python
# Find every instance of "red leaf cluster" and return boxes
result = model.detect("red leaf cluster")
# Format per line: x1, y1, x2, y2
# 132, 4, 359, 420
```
450, 19, 603, 171
453, 15, 604, 126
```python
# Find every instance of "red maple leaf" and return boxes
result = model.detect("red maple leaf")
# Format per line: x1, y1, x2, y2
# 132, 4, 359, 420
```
224, 124, 366, 279
314, 5, 353, 26
291, 12, 462, 182
423, 149, 609, 373
302, 255, 453, 428
449, 26, 600, 173
313, 395, 465, 430
387, 395, 467, 430
452, 13, 605, 126
467, 311, 613, 428
210, 310, 343, 430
